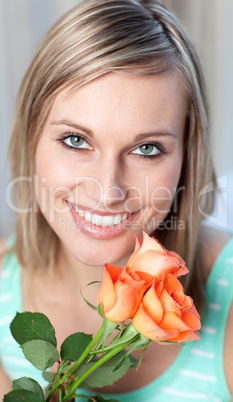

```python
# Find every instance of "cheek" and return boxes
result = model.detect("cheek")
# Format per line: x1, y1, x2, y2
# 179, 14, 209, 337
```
36, 136, 79, 187
143, 160, 182, 214
34, 178, 71, 220
35, 142, 73, 218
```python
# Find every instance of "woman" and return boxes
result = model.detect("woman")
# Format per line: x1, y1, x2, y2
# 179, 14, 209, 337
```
0, 0, 232, 400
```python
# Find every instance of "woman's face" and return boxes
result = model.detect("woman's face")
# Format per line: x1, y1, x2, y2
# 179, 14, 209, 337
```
35, 72, 186, 265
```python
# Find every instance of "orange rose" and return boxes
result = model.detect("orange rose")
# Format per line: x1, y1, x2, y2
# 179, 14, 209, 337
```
97, 264, 152, 322
98, 232, 200, 343
132, 273, 201, 342
127, 232, 188, 279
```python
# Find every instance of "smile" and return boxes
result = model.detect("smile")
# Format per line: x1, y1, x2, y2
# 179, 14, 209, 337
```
73, 206, 129, 227
66, 201, 140, 239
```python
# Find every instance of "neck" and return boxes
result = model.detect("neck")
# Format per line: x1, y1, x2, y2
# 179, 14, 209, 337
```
51, 240, 130, 305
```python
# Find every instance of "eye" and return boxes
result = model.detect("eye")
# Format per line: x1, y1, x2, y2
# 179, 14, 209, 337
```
131, 143, 161, 157
61, 134, 92, 150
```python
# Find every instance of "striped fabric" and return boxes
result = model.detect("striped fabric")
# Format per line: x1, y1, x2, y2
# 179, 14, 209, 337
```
0, 237, 233, 401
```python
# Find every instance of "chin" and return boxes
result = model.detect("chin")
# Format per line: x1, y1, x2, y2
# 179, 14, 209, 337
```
60, 231, 135, 267
77, 244, 132, 266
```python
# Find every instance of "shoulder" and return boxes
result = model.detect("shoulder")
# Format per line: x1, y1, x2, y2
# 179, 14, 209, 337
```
198, 225, 233, 396
0, 360, 11, 399
197, 223, 232, 279
225, 295, 233, 396
0, 237, 9, 272
0, 238, 8, 253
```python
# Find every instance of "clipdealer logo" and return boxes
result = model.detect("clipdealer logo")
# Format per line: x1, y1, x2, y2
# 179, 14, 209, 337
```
5, 174, 230, 230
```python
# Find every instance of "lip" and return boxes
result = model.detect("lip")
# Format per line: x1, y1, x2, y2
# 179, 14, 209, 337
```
66, 201, 140, 240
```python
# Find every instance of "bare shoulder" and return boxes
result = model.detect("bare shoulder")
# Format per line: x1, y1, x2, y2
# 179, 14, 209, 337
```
197, 224, 232, 278
225, 302, 233, 396
0, 237, 9, 271
0, 360, 12, 399
0, 237, 8, 252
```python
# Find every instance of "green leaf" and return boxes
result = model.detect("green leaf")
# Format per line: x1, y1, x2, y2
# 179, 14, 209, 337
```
12, 377, 44, 397
42, 370, 55, 383
57, 360, 73, 375
87, 281, 102, 286
21, 340, 59, 370
97, 303, 104, 318
10, 312, 57, 347
109, 323, 139, 348
78, 351, 133, 388
80, 289, 98, 311
60, 332, 93, 361
4, 389, 45, 401
135, 339, 152, 371
102, 320, 119, 348
113, 332, 151, 372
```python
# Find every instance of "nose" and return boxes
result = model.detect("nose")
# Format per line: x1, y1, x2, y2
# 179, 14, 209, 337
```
82, 155, 127, 210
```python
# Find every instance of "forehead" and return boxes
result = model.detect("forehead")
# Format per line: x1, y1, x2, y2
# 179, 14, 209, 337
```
47, 71, 187, 137
57, 70, 186, 105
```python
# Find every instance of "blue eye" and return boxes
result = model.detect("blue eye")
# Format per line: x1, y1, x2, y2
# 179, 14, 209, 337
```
62, 135, 91, 150
132, 143, 161, 157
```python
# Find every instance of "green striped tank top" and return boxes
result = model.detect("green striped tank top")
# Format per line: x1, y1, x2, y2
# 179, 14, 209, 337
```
1, 236, 233, 401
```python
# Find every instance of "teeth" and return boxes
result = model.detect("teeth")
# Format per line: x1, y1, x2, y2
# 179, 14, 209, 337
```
73, 207, 129, 227
78, 209, 85, 218
84, 212, 92, 222
122, 213, 127, 222
103, 216, 114, 227
113, 214, 121, 225
92, 214, 103, 226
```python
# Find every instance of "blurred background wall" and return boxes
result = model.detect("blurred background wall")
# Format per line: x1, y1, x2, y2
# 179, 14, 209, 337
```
0, 0, 232, 236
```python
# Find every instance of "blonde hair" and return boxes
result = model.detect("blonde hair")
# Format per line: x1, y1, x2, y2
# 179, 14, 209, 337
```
9, 0, 215, 306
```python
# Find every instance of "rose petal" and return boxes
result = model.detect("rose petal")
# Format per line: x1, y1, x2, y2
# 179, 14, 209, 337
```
104, 267, 148, 322
139, 232, 165, 255
165, 249, 185, 266
130, 251, 179, 278
97, 264, 122, 312
127, 232, 164, 268
105, 263, 124, 283
182, 330, 200, 341
168, 330, 190, 342
171, 290, 192, 311
186, 303, 201, 319
132, 303, 173, 341
181, 310, 201, 330
159, 289, 181, 317
142, 282, 164, 323
169, 330, 200, 343
160, 311, 190, 332
134, 270, 154, 285
105, 278, 145, 322
171, 265, 189, 278
163, 274, 183, 294
120, 266, 141, 283
124, 266, 153, 300
171, 288, 185, 304
128, 233, 188, 280
126, 234, 142, 266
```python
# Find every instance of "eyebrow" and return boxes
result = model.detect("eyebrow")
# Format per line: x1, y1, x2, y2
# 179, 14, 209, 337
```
50, 120, 94, 136
135, 131, 177, 141
50, 119, 177, 140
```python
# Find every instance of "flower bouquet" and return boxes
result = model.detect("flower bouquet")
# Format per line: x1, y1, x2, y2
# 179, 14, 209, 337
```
4, 233, 201, 401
